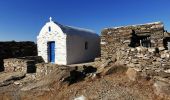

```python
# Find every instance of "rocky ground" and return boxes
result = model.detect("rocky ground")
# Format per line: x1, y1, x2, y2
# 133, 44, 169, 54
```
0, 61, 169, 100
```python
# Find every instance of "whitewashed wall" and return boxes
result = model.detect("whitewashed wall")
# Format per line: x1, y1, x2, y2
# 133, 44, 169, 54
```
37, 21, 67, 65
66, 34, 100, 64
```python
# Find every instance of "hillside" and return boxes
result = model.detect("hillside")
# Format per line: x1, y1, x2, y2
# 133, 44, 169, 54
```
0, 61, 168, 100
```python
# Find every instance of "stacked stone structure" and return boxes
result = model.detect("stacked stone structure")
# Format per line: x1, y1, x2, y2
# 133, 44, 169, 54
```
4, 58, 35, 73
35, 63, 61, 79
0, 41, 37, 71
4, 56, 44, 73
101, 22, 167, 60
100, 22, 170, 97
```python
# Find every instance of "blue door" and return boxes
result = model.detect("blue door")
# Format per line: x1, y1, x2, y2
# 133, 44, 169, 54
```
48, 42, 55, 63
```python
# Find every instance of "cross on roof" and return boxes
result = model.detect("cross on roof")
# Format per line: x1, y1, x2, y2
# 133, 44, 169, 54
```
49, 17, 52, 22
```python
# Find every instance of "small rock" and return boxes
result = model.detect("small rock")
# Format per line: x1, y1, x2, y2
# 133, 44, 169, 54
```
74, 95, 87, 100
136, 47, 142, 52
136, 54, 144, 58
127, 63, 135, 67
14, 81, 20, 85
131, 59, 138, 64
130, 48, 136, 52
164, 69, 170, 73
159, 47, 165, 51
148, 48, 155, 53
123, 40, 130, 43
94, 57, 101, 61
161, 54, 166, 59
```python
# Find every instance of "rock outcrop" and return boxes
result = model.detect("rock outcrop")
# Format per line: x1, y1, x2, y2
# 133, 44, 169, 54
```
0, 72, 26, 87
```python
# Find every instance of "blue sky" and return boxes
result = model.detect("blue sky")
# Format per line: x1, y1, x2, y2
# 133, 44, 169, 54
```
0, 0, 170, 41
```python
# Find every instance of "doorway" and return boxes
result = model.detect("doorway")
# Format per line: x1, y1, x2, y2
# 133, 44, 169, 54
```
163, 37, 170, 50
48, 41, 55, 63
129, 30, 151, 48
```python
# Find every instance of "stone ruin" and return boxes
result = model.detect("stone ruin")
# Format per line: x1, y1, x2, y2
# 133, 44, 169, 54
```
100, 22, 170, 72
101, 21, 167, 60
100, 21, 170, 71
2, 21, 170, 98
101, 21, 170, 97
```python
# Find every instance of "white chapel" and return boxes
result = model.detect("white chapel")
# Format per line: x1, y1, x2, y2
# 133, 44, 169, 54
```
37, 17, 100, 65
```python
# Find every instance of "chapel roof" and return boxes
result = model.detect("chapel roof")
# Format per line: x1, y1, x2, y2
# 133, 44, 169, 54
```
48, 17, 98, 37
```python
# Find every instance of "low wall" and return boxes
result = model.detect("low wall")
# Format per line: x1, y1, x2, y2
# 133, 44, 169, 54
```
35, 63, 60, 79
0, 41, 37, 71
4, 56, 43, 73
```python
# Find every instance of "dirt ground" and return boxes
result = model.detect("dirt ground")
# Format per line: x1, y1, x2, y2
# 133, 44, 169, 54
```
0, 72, 165, 100
47, 73, 160, 100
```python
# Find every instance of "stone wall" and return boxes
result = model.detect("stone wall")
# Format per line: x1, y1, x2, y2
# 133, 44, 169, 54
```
0, 41, 37, 71
114, 46, 170, 78
4, 56, 43, 73
35, 63, 60, 79
100, 22, 170, 97
101, 22, 165, 60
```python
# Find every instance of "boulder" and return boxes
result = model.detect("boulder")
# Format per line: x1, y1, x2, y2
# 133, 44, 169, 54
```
97, 59, 112, 73
158, 47, 165, 51
126, 68, 141, 81
100, 64, 127, 76
153, 80, 170, 98
21, 66, 75, 91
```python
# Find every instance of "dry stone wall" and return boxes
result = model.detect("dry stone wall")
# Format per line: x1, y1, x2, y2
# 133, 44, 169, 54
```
100, 22, 170, 98
4, 58, 34, 73
0, 41, 37, 71
114, 46, 170, 78
101, 22, 165, 60
35, 63, 60, 79
4, 56, 43, 73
